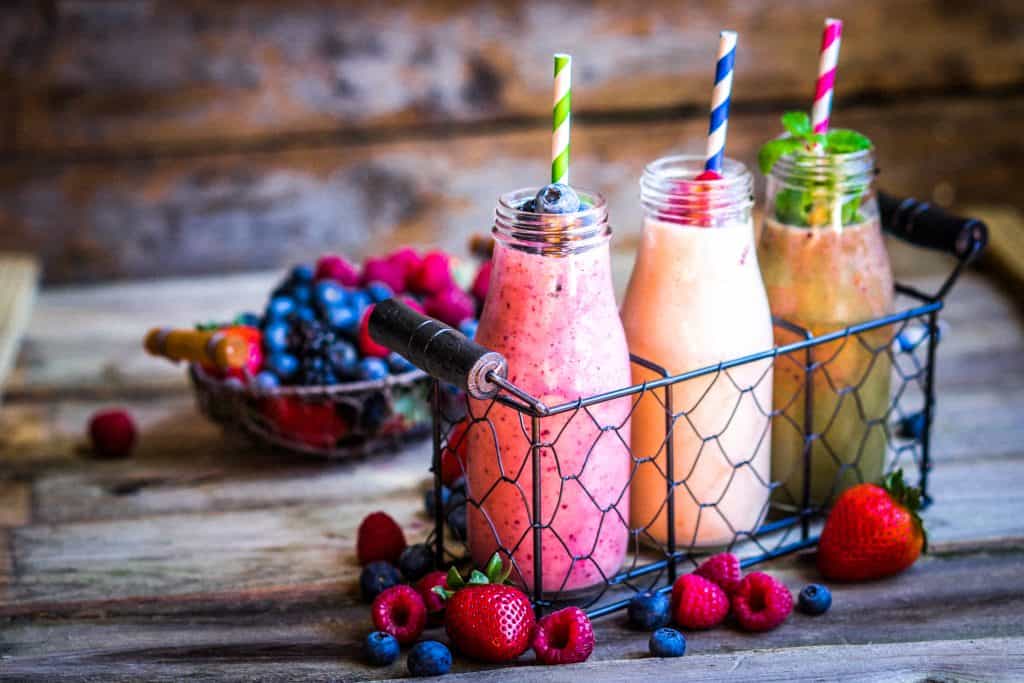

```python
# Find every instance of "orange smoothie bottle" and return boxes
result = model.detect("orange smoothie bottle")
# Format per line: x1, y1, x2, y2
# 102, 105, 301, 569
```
621, 156, 774, 548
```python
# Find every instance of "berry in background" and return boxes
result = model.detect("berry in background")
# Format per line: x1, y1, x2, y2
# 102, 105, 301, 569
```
798, 583, 833, 615
364, 631, 400, 667
649, 627, 686, 658
360, 561, 401, 602
627, 590, 671, 630
407, 640, 452, 677
88, 409, 137, 459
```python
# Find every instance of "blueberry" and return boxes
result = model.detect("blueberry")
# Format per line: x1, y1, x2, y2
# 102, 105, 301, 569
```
387, 352, 416, 374
262, 320, 291, 352
534, 183, 581, 214
349, 290, 372, 319
266, 295, 297, 320
898, 412, 926, 440
291, 283, 313, 305
398, 543, 434, 582
314, 281, 347, 311
649, 627, 686, 658
291, 263, 315, 283
235, 311, 262, 328
407, 640, 452, 677
265, 352, 299, 380
327, 340, 359, 377
358, 357, 390, 382
364, 631, 400, 667
292, 305, 316, 323
798, 583, 832, 616
446, 501, 467, 541
449, 477, 466, 495
325, 305, 358, 334
252, 371, 280, 392
360, 561, 401, 602
521, 198, 538, 212
424, 486, 451, 517
458, 319, 478, 340
366, 281, 394, 303
628, 590, 671, 630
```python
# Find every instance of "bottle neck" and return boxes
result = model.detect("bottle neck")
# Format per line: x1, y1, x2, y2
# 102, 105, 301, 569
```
640, 155, 753, 228
493, 188, 611, 256
767, 147, 877, 228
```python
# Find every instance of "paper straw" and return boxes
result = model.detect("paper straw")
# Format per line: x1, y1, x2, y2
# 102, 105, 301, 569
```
551, 53, 572, 185
811, 18, 843, 134
704, 30, 737, 175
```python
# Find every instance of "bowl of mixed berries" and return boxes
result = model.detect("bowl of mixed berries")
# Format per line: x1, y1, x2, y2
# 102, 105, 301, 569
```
188, 248, 490, 459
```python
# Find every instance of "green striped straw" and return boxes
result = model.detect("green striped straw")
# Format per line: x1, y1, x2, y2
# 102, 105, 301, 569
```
551, 53, 572, 185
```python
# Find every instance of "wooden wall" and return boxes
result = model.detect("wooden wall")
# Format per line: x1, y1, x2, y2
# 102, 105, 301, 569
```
1, 1, 1022, 283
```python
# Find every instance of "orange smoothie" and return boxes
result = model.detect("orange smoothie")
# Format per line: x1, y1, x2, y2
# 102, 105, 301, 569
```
621, 157, 774, 548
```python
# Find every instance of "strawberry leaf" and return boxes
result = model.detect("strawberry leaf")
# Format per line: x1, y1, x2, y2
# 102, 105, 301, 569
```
781, 111, 812, 138
468, 570, 489, 585
446, 566, 465, 590
484, 553, 504, 584
882, 469, 929, 554
432, 585, 455, 601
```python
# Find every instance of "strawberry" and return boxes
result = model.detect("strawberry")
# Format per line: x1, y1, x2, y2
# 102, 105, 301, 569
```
440, 421, 469, 486
670, 574, 729, 630
358, 304, 391, 358
732, 572, 792, 632
817, 470, 927, 582
409, 251, 454, 296
694, 552, 743, 594
532, 606, 594, 665
357, 511, 407, 565
261, 396, 349, 448
437, 554, 536, 663
371, 585, 427, 645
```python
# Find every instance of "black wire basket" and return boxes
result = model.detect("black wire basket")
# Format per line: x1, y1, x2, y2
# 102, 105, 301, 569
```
369, 194, 985, 618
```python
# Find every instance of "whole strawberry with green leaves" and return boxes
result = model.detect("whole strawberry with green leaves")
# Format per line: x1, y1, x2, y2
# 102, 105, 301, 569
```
435, 554, 536, 663
817, 470, 927, 581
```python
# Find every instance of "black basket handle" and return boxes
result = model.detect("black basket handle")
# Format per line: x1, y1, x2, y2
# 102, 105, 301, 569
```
879, 192, 988, 260
369, 299, 508, 399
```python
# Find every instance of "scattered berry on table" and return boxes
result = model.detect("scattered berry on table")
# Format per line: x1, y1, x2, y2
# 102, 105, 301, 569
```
532, 606, 594, 665
262, 320, 291, 352
88, 409, 137, 459
458, 318, 478, 340
361, 257, 406, 294
265, 352, 299, 380
398, 543, 435, 582
363, 630, 400, 666
358, 305, 391, 358
357, 511, 407, 565
314, 254, 359, 286
265, 294, 297, 320
425, 287, 475, 327
695, 552, 743, 594
442, 555, 536, 663
797, 583, 832, 616
817, 470, 927, 582
648, 627, 686, 658
732, 572, 793, 632
534, 183, 581, 214
627, 590, 671, 630
670, 573, 729, 630
415, 570, 448, 625
409, 251, 454, 296
360, 561, 401, 602
407, 640, 452, 677
388, 352, 416, 374
358, 357, 390, 382
251, 371, 280, 392
424, 486, 451, 518
372, 585, 427, 645
366, 281, 394, 303
471, 260, 491, 304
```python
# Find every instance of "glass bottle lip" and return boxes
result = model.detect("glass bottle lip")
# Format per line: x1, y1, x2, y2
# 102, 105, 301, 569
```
640, 155, 754, 226
493, 187, 611, 255
769, 142, 876, 190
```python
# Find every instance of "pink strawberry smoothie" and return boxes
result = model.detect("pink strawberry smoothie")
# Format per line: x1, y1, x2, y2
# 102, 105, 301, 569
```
467, 189, 632, 596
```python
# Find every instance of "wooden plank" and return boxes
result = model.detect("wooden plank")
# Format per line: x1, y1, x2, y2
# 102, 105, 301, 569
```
2, 95, 1023, 283
4, 1, 1023, 153
971, 205, 1024, 302
0, 252, 38, 400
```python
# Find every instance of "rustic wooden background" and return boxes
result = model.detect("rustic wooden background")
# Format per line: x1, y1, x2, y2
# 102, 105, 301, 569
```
1, 0, 1022, 283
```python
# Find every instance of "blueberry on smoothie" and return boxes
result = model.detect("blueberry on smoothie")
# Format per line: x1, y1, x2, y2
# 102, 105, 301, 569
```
534, 183, 581, 214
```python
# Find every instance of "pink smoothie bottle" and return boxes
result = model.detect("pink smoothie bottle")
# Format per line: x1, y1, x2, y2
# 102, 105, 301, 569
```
466, 188, 632, 596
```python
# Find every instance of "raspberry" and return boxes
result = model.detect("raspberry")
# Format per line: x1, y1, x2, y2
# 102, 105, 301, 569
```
695, 169, 723, 181
314, 254, 359, 286
358, 304, 391, 358
387, 247, 423, 290
360, 257, 406, 294
471, 260, 492, 304
732, 572, 793, 632
371, 585, 427, 645
531, 606, 594, 665
695, 552, 743, 594
357, 511, 407, 565
670, 574, 729, 630
88, 409, 137, 459
409, 251, 453, 296
424, 287, 475, 327
415, 570, 448, 625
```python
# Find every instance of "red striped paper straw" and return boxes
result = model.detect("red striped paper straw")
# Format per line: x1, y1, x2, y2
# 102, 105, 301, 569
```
811, 18, 843, 134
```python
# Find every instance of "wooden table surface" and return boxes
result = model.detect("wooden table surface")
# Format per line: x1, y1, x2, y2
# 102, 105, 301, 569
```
1, 241, 1023, 682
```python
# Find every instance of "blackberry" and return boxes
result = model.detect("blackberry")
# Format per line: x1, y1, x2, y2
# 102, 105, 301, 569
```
289, 320, 337, 357
299, 355, 339, 387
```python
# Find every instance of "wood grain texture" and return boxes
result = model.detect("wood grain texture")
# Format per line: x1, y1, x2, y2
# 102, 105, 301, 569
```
3, 96, 1023, 283
0, 252, 38, 399
3, 0, 1022, 153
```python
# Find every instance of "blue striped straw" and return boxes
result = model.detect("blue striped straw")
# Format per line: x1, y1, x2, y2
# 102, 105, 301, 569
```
704, 30, 738, 174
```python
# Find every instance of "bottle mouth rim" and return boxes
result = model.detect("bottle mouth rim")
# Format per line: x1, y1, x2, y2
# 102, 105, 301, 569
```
640, 155, 754, 224
494, 187, 610, 255
769, 137, 876, 184
497, 187, 607, 219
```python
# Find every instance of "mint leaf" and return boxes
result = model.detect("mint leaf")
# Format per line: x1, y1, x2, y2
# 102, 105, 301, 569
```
757, 137, 803, 174
781, 111, 812, 138
825, 129, 872, 154
774, 188, 814, 226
